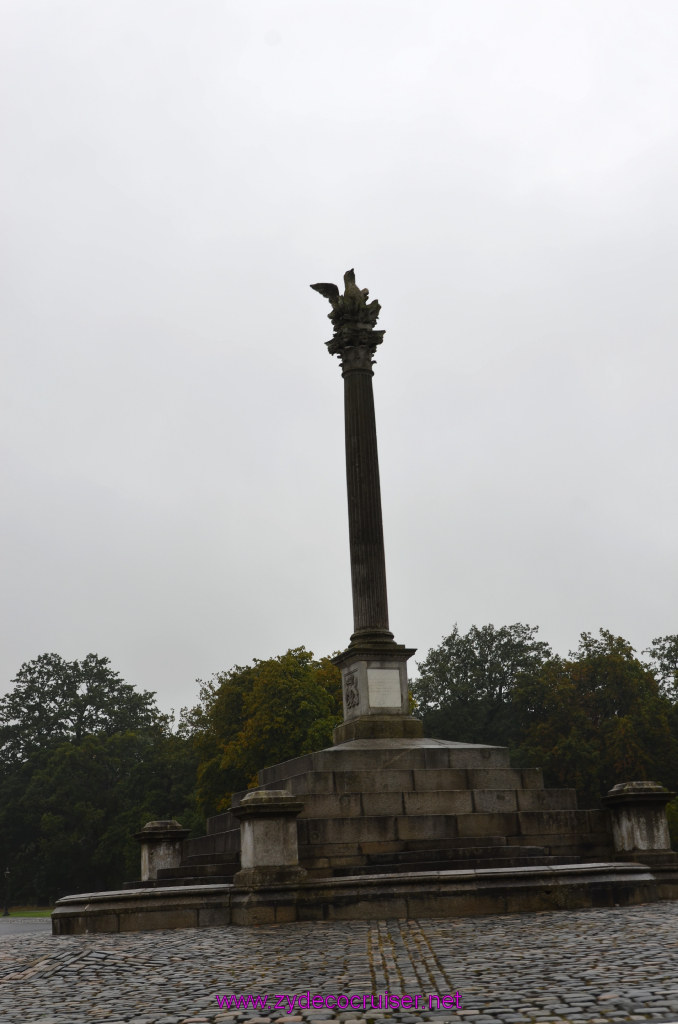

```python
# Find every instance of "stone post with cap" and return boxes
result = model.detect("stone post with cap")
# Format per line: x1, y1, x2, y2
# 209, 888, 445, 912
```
232, 790, 307, 887
603, 781, 677, 865
134, 819, 190, 882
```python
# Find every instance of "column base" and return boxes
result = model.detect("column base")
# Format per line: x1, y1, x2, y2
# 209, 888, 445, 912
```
333, 715, 424, 744
233, 865, 308, 888
347, 628, 396, 647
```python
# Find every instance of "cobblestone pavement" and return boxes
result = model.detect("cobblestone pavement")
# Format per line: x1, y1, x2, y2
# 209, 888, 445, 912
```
1, 903, 677, 1024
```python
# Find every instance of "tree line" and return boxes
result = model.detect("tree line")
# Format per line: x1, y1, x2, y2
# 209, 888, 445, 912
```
1, 626, 676, 904
412, 625, 678, 807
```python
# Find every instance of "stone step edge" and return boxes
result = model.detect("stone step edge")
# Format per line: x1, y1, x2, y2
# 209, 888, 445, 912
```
131, 854, 581, 889
206, 800, 591, 836
227, 787, 575, 810
55, 860, 659, 908
256, 747, 513, 785
175, 843, 551, 873
181, 838, 529, 865
327, 855, 582, 875
226, 770, 551, 808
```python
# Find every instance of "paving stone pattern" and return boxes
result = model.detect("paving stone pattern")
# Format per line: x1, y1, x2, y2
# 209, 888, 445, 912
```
1, 904, 678, 1024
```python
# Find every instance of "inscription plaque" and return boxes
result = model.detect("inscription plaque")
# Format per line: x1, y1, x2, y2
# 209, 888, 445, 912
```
367, 668, 401, 708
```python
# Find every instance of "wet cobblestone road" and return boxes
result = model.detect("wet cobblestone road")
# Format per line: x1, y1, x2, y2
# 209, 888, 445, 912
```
1, 903, 677, 1024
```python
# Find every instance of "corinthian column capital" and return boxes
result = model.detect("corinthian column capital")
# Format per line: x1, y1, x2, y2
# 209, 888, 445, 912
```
310, 268, 385, 374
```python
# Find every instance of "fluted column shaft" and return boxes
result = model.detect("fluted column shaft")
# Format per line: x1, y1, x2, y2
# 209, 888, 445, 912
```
342, 364, 393, 643
311, 270, 420, 740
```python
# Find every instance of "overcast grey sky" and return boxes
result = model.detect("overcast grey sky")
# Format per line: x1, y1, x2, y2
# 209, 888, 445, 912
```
2, 0, 677, 715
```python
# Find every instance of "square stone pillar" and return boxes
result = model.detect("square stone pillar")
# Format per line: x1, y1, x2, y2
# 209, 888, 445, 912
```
134, 820, 189, 881
603, 781, 677, 864
232, 790, 308, 887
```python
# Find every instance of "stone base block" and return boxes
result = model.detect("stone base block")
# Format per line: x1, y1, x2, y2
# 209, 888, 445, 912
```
233, 865, 308, 888
613, 851, 678, 867
333, 715, 423, 743
255, 739, 510, 787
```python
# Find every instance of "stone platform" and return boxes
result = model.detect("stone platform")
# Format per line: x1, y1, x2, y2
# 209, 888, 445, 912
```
52, 737, 678, 933
52, 860, 678, 933
147, 737, 614, 888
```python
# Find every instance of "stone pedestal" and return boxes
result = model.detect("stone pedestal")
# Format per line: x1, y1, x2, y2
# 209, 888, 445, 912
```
134, 820, 189, 881
232, 790, 307, 887
603, 781, 676, 863
332, 644, 422, 743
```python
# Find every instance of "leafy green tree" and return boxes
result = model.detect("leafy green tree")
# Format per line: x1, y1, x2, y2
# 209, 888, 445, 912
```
0, 729, 201, 902
0, 653, 161, 764
188, 648, 342, 815
513, 630, 678, 805
644, 634, 678, 695
0, 653, 200, 903
411, 623, 552, 746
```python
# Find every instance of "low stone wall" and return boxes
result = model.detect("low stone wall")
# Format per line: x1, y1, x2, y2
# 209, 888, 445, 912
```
52, 861, 678, 935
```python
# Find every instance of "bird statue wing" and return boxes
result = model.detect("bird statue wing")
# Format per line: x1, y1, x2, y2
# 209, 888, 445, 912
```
310, 282, 340, 302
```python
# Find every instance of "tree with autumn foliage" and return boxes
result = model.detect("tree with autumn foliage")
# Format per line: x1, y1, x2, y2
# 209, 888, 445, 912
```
185, 647, 342, 815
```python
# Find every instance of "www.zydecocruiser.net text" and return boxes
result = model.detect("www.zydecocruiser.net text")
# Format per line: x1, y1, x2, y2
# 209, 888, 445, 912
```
215, 991, 462, 1012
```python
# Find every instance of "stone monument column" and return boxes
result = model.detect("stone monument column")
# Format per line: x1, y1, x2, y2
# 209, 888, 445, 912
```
312, 270, 422, 743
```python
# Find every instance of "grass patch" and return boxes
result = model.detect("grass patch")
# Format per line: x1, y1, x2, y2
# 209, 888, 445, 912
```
3, 907, 52, 918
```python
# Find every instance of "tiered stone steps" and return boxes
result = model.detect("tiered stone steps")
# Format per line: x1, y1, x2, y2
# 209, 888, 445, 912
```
144, 738, 614, 888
